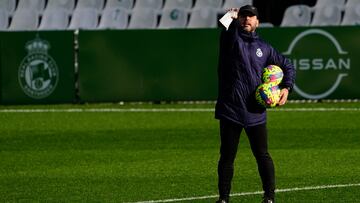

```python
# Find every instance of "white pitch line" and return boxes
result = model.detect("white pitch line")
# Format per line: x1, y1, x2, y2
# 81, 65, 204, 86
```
0, 108, 213, 113
0, 108, 359, 113
128, 183, 360, 203
269, 107, 360, 112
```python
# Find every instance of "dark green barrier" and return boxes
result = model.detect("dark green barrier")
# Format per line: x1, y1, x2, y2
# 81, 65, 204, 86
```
78, 29, 220, 102
79, 27, 360, 102
0, 31, 75, 104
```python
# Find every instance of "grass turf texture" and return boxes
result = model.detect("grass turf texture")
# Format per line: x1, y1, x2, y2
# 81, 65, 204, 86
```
0, 102, 359, 202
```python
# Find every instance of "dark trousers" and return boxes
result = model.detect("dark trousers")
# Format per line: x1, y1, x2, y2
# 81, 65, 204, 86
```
218, 119, 275, 201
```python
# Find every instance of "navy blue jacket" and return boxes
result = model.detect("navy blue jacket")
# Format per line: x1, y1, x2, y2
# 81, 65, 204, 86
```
215, 20, 296, 127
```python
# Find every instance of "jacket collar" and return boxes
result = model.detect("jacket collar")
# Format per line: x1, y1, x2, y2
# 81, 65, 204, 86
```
238, 29, 259, 41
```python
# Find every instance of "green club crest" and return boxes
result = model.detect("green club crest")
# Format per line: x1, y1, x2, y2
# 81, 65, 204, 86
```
18, 35, 59, 99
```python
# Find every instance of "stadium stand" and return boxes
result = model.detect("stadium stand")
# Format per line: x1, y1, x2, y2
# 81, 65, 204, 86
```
0, 7, 9, 30
0, 0, 16, 13
280, 5, 312, 27
17, 0, 45, 12
105, 0, 134, 10
193, 0, 223, 9
76, 0, 104, 12
345, 0, 360, 8
259, 22, 274, 27
128, 8, 158, 29
133, 0, 163, 10
98, 7, 129, 29
46, 0, 75, 11
188, 8, 217, 28
163, 0, 193, 10
311, 4, 342, 26
0, 0, 358, 30
309, 0, 345, 26
9, 8, 40, 30
222, 0, 253, 9
68, 7, 99, 30
158, 8, 188, 29
38, 8, 70, 30
341, 0, 360, 25
313, 0, 346, 9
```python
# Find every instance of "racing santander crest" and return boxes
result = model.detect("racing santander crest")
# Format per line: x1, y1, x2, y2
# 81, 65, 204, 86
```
18, 35, 59, 99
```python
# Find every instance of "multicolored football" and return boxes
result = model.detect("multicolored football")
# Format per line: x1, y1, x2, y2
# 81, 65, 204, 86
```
255, 83, 281, 108
262, 65, 283, 85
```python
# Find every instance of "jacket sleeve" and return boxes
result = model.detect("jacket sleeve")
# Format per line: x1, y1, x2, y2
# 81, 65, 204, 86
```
268, 46, 296, 91
219, 19, 240, 58
220, 19, 239, 43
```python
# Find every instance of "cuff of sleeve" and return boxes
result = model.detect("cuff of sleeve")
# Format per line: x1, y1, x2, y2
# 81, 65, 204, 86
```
280, 85, 292, 92
284, 86, 291, 92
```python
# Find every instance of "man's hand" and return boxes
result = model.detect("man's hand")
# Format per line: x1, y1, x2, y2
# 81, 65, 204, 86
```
278, 88, 289, 106
226, 8, 239, 19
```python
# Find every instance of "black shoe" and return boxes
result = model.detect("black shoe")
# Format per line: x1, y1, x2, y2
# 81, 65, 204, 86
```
216, 199, 228, 203
262, 196, 274, 203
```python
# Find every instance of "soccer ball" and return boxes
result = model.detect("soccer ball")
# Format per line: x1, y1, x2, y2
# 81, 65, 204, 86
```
255, 83, 281, 108
262, 65, 283, 85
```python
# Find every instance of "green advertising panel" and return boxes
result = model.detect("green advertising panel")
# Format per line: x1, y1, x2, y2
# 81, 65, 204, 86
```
79, 27, 359, 102
258, 26, 360, 100
78, 29, 220, 102
0, 31, 75, 104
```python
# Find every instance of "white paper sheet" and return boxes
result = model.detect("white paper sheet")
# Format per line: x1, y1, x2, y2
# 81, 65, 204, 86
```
219, 11, 234, 30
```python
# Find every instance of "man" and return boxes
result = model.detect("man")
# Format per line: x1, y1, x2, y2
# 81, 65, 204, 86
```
215, 5, 296, 203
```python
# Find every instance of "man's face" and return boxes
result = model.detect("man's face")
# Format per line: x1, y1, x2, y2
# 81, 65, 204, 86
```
239, 14, 259, 32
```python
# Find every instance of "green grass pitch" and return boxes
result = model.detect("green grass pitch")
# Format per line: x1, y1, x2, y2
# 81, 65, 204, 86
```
0, 102, 359, 202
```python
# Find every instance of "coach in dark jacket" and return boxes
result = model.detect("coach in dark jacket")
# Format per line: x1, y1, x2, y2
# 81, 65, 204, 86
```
215, 5, 295, 203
